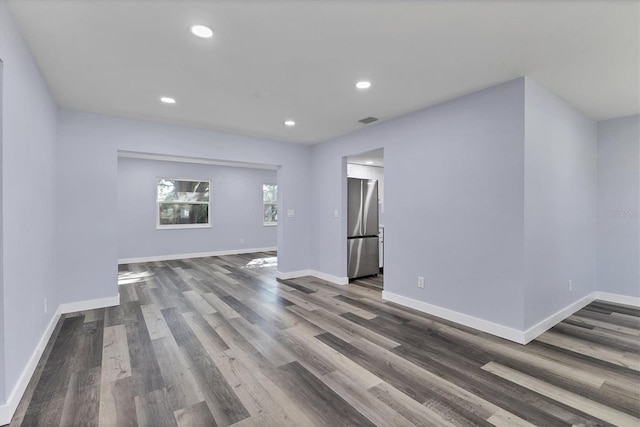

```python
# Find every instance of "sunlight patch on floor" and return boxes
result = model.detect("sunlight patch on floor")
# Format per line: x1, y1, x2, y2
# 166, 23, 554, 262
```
118, 270, 152, 285
244, 257, 278, 269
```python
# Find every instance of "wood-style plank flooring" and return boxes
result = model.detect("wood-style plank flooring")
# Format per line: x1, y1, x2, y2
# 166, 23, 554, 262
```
10, 252, 640, 426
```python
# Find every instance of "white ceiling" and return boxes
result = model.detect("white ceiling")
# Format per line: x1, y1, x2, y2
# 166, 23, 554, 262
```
7, 0, 639, 145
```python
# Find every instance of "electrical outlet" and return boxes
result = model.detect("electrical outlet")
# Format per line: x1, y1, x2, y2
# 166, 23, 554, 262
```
418, 276, 425, 288
44, 298, 48, 314
568, 279, 573, 291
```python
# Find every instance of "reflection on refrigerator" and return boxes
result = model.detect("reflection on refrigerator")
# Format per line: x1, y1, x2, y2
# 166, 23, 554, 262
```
347, 178, 379, 278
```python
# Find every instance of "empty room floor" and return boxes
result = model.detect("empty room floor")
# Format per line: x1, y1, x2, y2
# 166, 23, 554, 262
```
9, 252, 640, 426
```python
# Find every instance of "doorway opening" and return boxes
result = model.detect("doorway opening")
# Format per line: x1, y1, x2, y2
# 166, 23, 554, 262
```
346, 148, 384, 290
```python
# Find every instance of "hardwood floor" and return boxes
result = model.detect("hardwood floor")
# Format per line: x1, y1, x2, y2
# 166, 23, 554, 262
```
351, 274, 383, 291
10, 252, 640, 426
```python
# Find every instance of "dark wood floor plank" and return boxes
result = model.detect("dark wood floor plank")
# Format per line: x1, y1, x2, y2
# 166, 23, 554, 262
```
551, 321, 640, 353
320, 370, 416, 426
179, 348, 251, 426
574, 307, 640, 329
590, 301, 640, 318
151, 336, 206, 412
135, 388, 178, 427
276, 278, 317, 294
334, 294, 408, 324
220, 294, 268, 325
162, 306, 208, 359
276, 361, 376, 427
11, 251, 640, 427
123, 302, 166, 396
59, 371, 100, 427
181, 311, 230, 355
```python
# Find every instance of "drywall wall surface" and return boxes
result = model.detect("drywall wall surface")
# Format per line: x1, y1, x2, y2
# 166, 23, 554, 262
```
597, 115, 640, 296
57, 110, 311, 304
0, 1, 59, 405
523, 78, 598, 328
117, 157, 277, 259
312, 78, 526, 329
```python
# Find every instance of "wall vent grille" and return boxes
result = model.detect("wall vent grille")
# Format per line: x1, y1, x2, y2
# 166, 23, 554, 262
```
358, 116, 378, 124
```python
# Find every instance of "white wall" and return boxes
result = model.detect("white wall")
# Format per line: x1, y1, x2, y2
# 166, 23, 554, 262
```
523, 78, 598, 328
57, 110, 312, 305
0, 0, 59, 408
117, 157, 277, 260
312, 78, 527, 329
597, 115, 640, 297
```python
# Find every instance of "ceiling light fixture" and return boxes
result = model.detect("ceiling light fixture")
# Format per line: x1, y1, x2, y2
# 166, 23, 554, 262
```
160, 96, 176, 104
356, 81, 372, 89
365, 161, 374, 164
191, 25, 213, 38
284, 120, 296, 127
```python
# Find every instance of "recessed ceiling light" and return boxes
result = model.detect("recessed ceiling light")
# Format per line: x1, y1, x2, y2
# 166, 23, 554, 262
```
356, 81, 372, 89
284, 120, 296, 127
191, 25, 213, 38
365, 161, 374, 164
160, 96, 176, 104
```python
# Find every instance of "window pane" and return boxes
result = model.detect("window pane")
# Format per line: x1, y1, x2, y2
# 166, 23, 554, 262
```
264, 203, 277, 224
159, 203, 209, 225
263, 184, 277, 203
158, 179, 209, 202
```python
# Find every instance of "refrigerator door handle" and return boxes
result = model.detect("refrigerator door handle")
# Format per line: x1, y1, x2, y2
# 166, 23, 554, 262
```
359, 180, 364, 236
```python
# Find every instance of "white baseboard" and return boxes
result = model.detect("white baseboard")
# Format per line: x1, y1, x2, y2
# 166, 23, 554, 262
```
383, 290, 640, 346
276, 269, 312, 280
309, 270, 349, 286
59, 294, 120, 314
118, 247, 277, 264
594, 291, 640, 307
0, 294, 120, 425
276, 269, 349, 286
522, 292, 596, 344
381, 291, 527, 344
0, 305, 61, 426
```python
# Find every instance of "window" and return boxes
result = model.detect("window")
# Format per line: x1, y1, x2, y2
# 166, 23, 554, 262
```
157, 178, 210, 228
263, 183, 277, 226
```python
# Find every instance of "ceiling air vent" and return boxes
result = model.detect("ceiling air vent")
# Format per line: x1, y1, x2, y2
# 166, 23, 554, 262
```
358, 116, 378, 124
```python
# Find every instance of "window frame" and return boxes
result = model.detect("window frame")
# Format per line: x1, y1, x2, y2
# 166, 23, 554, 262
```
156, 178, 211, 230
262, 183, 278, 227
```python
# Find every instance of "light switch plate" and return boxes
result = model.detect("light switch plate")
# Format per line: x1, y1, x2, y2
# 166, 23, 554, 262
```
334, 209, 339, 218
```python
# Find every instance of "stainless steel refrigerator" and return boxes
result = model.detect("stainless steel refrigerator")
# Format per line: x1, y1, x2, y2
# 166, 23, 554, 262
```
347, 178, 379, 278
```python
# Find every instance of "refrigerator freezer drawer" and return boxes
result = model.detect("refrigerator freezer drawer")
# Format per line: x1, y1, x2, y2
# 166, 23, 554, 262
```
348, 236, 379, 279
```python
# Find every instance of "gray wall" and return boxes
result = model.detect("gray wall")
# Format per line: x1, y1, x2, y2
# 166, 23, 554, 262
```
0, 1, 59, 405
523, 79, 598, 328
311, 79, 527, 328
57, 110, 312, 304
117, 157, 277, 259
597, 115, 640, 296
